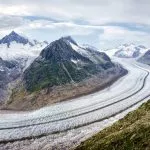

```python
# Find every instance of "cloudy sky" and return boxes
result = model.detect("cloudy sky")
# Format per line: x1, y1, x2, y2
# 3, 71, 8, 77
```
0, 0, 150, 49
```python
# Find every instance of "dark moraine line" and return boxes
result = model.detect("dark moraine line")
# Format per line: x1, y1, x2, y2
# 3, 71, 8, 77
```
0, 70, 149, 130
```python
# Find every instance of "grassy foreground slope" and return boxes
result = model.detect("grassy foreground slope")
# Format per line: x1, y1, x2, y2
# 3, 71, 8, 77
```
75, 100, 150, 150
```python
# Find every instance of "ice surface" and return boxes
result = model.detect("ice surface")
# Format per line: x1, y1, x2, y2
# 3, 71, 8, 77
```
0, 58, 150, 143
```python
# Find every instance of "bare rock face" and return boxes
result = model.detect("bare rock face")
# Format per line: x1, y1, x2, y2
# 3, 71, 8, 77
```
0, 57, 21, 103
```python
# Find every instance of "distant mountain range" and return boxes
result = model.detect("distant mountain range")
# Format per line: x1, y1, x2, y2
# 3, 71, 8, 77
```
105, 44, 148, 58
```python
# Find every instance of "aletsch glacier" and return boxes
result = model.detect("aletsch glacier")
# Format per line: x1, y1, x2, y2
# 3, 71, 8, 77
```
0, 32, 150, 149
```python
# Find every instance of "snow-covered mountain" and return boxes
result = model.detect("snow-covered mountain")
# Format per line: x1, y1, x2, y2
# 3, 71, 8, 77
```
0, 31, 33, 47
105, 44, 148, 58
0, 31, 48, 66
4, 36, 127, 110
0, 31, 49, 102
63, 36, 110, 64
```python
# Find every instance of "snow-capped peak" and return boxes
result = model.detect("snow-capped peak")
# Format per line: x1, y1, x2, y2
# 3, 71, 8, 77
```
61, 36, 78, 46
105, 43, 148, 58
0, 32, 49, 70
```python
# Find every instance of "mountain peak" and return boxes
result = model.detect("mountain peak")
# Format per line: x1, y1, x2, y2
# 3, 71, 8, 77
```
40, 36, 90, 62
60, 36, 78, 46
0, 31, 33, 47
7, 31, 24, 39
24, 37, 115, 92
9, 31, 18, 36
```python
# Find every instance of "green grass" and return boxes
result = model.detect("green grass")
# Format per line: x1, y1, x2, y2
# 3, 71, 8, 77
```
75, 100, 150, 150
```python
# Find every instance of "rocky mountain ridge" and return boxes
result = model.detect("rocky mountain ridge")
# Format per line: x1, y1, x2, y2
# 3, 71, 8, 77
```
1, 36, 127, 110
24, 36, 114, 92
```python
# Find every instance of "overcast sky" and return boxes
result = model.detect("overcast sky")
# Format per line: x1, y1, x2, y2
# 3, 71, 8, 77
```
0, 0, 150, 49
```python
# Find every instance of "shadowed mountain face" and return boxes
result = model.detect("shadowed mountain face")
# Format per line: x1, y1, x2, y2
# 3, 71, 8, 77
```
40, 37, 91, 63
0, 57, 21, 102
138, 50, 150, 65
0, 31, 33, 47
23, 36, 114, 92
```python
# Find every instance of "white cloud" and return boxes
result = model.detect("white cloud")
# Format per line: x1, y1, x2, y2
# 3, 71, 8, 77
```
0, 0, 150, 49
0, 4, 30, 16
99, 26, 150, 49
1, 0, 150, 25
0, 16, 27, 29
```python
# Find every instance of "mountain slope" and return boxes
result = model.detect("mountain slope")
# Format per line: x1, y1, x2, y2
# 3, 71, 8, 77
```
0, 31, 48, 61
0, 31, 48, 103
75, 100, 150, 150
0, 31, 33, 47
24, 36, 114, 92
138, 50, 150, 65
3, 36, 127, 110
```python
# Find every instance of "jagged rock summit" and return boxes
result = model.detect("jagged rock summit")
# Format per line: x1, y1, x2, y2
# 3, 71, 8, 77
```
0, 31, 33, 47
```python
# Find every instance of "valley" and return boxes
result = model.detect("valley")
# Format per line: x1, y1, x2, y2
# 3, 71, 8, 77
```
1, 1, 150, 150
0, 57, 150, 150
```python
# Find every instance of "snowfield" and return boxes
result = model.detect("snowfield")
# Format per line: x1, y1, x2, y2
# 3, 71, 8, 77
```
0, 41, 48, 71
0, 57, 150, 149
104, 44, 149, 58
0, 42, 47, 60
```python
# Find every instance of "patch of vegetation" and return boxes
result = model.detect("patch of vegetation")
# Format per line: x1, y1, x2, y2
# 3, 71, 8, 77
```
75, 100, 150, 150
23, 59, 101, 92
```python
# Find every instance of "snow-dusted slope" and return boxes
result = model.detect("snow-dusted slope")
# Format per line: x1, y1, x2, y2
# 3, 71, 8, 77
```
22, 36, 115, 93
104, 48, 119, 58
0, 42, 46, 59
63, 36, 110, 64
0, 31, 48, 69
105, 44, 148, 58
